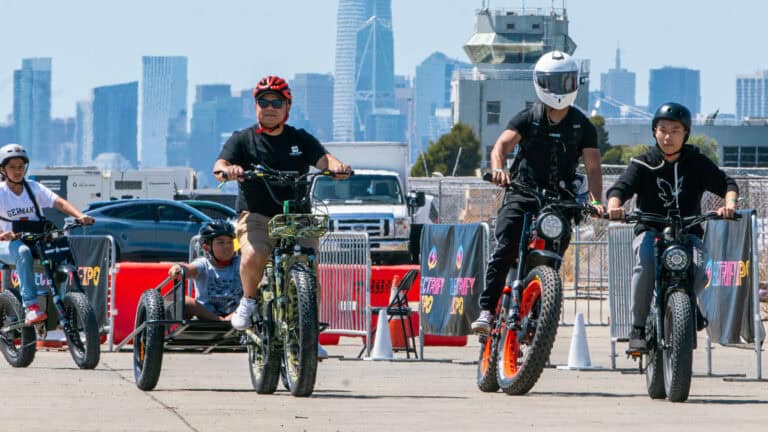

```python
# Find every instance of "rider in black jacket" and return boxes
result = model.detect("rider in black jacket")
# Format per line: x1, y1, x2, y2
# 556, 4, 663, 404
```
605, 102, 739, 351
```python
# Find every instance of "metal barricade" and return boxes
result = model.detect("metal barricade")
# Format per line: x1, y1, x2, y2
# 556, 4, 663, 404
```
563, 224, 610, 326
317, 232, 371, 353
607, 224, 635, 369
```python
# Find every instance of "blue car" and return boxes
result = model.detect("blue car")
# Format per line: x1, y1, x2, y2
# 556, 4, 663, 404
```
69, 199, 213, 262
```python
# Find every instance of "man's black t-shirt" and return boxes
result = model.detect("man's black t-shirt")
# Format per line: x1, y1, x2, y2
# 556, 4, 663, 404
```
506, 104, 597, 189
218, 125, 327, 216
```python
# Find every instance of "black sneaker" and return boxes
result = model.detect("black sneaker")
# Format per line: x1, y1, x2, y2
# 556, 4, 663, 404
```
696, 305, 708, 331
628, 326, 647, 352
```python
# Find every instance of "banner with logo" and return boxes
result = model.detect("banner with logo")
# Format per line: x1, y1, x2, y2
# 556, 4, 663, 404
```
1, 236, 112, 330
420, 224, 485, 336
700, 210, 765, 345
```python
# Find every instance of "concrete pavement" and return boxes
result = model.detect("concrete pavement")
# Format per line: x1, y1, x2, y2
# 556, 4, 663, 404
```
1, 325, 767, 431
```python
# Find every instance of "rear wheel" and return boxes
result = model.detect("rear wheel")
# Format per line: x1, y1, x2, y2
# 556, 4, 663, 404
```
644, 313, 666, 399
248, 298, 282, 394
663, 291, 694, 402
62, 290, 100, 369
497, 265, 562, 395
133, 289, 165, 390
0, 290, 36, 367
282, 263, 319, 397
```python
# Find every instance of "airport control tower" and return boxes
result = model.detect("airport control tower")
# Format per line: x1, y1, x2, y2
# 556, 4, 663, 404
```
452, 4, 590, 166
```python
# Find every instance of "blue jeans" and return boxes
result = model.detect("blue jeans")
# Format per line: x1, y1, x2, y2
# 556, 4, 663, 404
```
631, 231, 707, 328
0, 240, 38, 308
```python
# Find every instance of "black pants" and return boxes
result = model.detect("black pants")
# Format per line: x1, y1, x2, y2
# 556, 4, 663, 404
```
479, 192, 571, 311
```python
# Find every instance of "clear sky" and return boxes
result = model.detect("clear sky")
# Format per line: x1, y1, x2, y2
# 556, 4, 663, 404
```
1, 0, 765, 120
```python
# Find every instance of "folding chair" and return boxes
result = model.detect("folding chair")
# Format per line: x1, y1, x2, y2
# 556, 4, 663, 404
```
359, 269, 419, 359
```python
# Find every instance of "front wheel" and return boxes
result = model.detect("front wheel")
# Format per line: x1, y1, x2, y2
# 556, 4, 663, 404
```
133, 289, 165, 390
497, 265, 562, 395
62, 291, 100, 369
663, 291, 694, 402
282, 263, 319, 397
0, 290, 36, 367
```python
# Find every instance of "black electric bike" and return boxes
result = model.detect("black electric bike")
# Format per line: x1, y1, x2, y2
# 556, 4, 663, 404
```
217, 165, 347, 397
621, 210, 737, 402
0, 221, 100, 369
477, 175, 597, 395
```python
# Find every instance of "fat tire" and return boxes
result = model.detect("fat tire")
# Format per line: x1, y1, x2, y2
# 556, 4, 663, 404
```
644, 313, 666, 399
476, 333, 500, 392
133, 289, 165, 390
282, 263, 319, 397
62, 291, 100, 369
248, 299, 282, 394
497, 265, 562, 395
663, 291, 694, 402
0, 290, 36, 367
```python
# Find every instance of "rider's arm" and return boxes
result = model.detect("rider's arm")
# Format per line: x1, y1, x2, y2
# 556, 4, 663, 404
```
605, 160, 642, 219
167, 261, 199, 279
315, 153, 350, 173
213, 159, 243, 182
489, 129, 521, 185
699, 154, 739, 218
582, 148, 603, 204
53, 197, 93, 224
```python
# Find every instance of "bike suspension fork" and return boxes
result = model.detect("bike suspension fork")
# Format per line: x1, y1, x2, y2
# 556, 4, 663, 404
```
508, 212, 532, 330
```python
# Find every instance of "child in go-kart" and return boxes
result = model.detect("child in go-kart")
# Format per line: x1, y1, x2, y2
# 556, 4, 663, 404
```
0, 143, 94, 325
168, 220, 243, 321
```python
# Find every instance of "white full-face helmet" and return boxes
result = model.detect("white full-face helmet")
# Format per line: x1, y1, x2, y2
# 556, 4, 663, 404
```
533, 51, 580, 110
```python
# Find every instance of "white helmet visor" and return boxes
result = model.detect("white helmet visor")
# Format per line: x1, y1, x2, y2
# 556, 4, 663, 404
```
534, 70, 579, 95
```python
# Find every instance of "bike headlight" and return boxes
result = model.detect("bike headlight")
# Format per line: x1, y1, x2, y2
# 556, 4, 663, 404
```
662, 246, 690, 271
394, 217, 410, 237
536, 213, 565, 240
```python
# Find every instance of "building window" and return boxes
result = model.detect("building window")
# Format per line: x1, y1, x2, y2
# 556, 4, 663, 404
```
740, 146, 757, 167
115, 180, 142, 190
532, 23, 540, 29
758, 147, 768, 167
506, 23, 515, 30
723, 147, 739, 167
486, 101, 501, 125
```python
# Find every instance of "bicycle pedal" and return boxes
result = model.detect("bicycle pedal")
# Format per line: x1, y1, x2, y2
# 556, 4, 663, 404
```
625, 348, 645, 358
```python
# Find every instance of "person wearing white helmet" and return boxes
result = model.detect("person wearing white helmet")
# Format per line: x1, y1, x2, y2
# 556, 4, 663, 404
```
0, 143, 95, 324
471, 51, 605, 334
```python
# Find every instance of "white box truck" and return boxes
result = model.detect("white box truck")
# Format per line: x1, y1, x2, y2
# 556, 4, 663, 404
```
312, 142, 434, 264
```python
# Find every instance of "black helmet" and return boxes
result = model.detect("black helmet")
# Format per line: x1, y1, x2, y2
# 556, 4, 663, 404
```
199, 220, 235, 243
652, 102, 691, 142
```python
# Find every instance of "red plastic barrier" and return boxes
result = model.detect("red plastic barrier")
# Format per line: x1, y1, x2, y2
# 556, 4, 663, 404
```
370, 264, 420, 306
112, 262, 175, 344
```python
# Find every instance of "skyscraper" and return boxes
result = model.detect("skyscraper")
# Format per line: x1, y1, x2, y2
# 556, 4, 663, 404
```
736, 70, 768, 120
413, 52, 470, 162
333, 0, 367, 141
599, 48, 636, 117
93, 82, 139, 167
354, 0, 395, 141
75, 100, 94, 164
13, 58, 51, 167
141, 56, 188, 167
291, 73, 334, 141
189, 84, 242, 180
649, 66, 701, 115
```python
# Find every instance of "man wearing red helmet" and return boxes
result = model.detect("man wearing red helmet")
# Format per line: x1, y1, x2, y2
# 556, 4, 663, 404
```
213, 75, 350, 330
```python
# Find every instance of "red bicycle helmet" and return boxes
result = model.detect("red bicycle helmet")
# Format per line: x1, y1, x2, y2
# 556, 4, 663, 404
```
253, 75, 292, 104
253, 75, 292, 133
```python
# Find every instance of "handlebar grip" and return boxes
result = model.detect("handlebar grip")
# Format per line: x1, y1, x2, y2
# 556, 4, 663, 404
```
214, 170, 228, 180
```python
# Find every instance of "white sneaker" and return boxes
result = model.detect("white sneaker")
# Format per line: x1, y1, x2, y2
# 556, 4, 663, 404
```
231, 297, 257, 331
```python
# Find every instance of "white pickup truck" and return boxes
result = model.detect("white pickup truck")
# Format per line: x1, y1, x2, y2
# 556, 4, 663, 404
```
312, 142, 435, 264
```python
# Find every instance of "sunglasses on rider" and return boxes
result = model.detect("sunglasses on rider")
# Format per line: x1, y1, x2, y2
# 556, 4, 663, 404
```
256, 98, 286, 109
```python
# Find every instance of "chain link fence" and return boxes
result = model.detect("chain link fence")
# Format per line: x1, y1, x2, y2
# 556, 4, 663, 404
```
409, 166, 768, 324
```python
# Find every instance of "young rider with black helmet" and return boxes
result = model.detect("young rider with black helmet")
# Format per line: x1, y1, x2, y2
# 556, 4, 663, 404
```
167, 220, 242, 321
213, 75, 351, 331
0, 143, 94, 324
471, 51, 605, 334
605, 102, 739, 351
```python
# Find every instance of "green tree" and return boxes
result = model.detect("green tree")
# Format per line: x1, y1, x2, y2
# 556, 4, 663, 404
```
589, 115, 611, 155
687, 134, 719, 163
410, 123, 481, 177
601, 145, 625, 164
621, 145, 649, 164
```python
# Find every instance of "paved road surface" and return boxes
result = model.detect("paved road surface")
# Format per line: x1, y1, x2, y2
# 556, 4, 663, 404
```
1, 325, 766, 431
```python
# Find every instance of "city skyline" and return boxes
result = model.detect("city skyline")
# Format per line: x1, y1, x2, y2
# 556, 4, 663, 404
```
1, 1, 767, 121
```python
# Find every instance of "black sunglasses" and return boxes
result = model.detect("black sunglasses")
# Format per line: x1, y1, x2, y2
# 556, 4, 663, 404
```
256, 99, 286, 109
